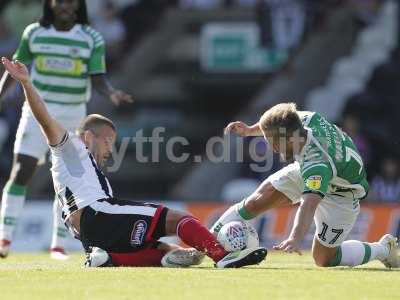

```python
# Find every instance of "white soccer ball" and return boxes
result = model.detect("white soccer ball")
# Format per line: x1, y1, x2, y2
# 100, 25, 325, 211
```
217, 221, 259, 252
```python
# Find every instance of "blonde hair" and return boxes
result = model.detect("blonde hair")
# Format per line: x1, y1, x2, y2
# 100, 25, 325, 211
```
259, 102, 302, 136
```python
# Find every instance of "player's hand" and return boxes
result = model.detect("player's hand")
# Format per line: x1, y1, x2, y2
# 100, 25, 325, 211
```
1, 57, 29, 84
110, 89, 133, 106
273, 238, 302, 255
224, 121, 251, 136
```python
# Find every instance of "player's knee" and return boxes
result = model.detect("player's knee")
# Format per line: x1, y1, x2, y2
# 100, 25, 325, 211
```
313, 257, 330, 267
10, 166, 34, 186
8, 155, 38, 186
165, 209, 192, 235
312, 252, 333, 267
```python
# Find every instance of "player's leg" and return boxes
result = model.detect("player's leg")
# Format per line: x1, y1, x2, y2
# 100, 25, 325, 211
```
107, 242, 204, 267
87, 242, 199, 268
80, 201, 199, 268
86, 244, 167, 268
211, 163, 301, 235
0, 153, 38, 257
164, 209, 267, 268
0, 105, 48, 257
164, 209, 227, 263
81, 199, 266, 268
108, 242, 169, 267
312, 195, 400, 268
312, 231, 399, 268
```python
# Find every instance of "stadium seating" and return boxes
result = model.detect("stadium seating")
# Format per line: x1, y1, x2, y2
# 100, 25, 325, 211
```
305, 0, 397, 122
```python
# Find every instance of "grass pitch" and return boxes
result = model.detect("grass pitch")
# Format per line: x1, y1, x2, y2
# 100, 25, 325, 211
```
1, 251, 399, 300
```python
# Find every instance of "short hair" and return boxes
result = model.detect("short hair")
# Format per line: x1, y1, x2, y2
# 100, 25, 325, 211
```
259, 102, 302, 136
40, 0, 89, 28
77, 114, 116, 135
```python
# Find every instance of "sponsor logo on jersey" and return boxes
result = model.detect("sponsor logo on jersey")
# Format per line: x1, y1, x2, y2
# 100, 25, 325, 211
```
36, 56, 84, 75
130, 220, 147, 246
306, 175, 322, 190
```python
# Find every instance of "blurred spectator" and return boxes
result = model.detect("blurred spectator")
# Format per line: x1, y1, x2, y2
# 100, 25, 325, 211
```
342, 114, 371, 166
268, 0, 305, 51
370, 158, 400, 202
86, 0, 139, 19
94, 1, 127, 68
0, 19, 18, 57
120, 0, 168, 49
3, 0, 41, 39
256, 0, 272, 48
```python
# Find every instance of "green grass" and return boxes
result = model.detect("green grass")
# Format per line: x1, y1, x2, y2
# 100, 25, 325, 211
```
1, 252, 399, 300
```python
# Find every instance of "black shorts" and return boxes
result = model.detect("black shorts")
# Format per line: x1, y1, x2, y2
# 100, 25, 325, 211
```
79, 198, 168, 253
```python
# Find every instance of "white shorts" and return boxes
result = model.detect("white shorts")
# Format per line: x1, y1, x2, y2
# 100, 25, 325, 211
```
268, 162, 360, 247
14, 101, 86, 161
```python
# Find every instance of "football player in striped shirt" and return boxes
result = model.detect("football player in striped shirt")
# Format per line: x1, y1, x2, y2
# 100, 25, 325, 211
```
0, 0, 132, 260
211, 103, 400, 268
1, 57, 267, 268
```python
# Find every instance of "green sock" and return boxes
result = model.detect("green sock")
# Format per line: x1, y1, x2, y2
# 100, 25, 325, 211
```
4, 181, 27, 196
237, 200, 255, 220
1, 181, 27, 240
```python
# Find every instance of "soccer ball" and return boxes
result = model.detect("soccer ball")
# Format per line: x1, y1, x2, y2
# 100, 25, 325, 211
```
217, 221, 259, 252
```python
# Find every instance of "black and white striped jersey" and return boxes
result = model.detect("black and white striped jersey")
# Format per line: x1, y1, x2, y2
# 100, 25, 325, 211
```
49, 132, 113, 222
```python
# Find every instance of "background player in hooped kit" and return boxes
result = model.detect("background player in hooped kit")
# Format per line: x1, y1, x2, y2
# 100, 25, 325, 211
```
1, 57, 268, 268
211, 102, 400, 268
0, 0, 133, 260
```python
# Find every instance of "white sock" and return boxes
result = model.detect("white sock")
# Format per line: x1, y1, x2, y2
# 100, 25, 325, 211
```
331, 240, 388, 267
210, 200, 248, 234
0, 182, 26, 242
50, 198, 69, 250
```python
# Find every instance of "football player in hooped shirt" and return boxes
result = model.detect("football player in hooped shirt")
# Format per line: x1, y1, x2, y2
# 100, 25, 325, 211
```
212, 102, 400, 268
1, 57, 268, 268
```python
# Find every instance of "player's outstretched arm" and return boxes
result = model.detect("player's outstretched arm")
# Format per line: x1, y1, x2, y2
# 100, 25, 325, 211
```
224, 121, 264, 136
273, 193, 322, 255
1, 57, 66, 146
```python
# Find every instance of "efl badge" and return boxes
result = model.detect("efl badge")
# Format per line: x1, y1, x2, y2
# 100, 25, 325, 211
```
306, 175, 322, 190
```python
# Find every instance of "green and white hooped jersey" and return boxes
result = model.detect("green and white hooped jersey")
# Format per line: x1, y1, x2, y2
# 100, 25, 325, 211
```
296, 111, 369, 199
13, 23, 106, 105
